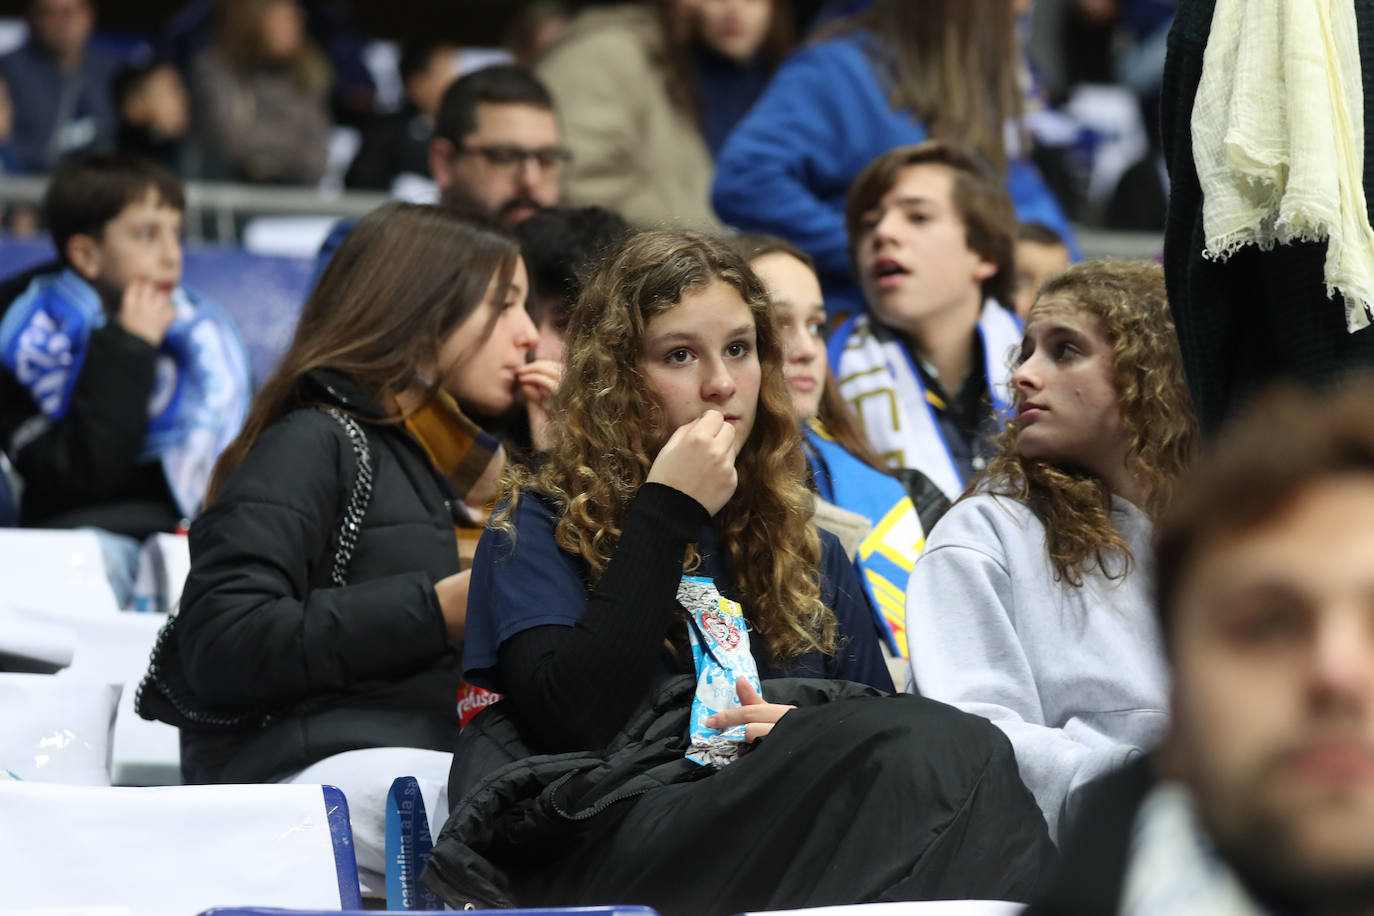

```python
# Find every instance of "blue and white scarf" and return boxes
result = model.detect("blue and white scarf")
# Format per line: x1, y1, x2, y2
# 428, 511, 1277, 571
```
0, 269, 252, 518
827, 300, 1022, 502
806, 424, 924, 659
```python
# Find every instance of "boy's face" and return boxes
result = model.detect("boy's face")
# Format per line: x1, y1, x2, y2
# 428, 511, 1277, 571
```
70, 188, 183, 297
854, 163, 997, 338
1012, 239, 1071, 321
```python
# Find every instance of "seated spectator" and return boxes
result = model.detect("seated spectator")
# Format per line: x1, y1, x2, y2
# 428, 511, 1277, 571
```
151, 203, 536, 886
315, 66, 566, 292
712, 0, 1075, 314
829, 141, 1021, 501
905, 259, 1197, 840
1013, 222, 1072, 321
1034, 378, 1374, 915
508, 204, 631, 454
344, 41, 458, 192
537, 0, 785, 230
0, 154, 252, 607
734, 234, 948, 660
189, 0, 333, 184
0, 0, 120, 173
423, 230, 1054, 914
113, 62, 191, 175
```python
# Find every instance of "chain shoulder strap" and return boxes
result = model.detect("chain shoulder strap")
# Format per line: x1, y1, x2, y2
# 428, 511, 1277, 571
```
322, 407, 374, 587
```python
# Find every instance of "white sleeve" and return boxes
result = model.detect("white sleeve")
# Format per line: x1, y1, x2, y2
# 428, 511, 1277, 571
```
905, 538, 1140, 838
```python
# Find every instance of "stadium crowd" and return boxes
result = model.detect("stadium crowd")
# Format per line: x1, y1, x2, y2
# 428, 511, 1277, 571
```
6, 1, 1374, 915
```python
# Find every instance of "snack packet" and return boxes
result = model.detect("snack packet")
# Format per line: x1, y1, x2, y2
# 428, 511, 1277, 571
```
678, 575, 763, 767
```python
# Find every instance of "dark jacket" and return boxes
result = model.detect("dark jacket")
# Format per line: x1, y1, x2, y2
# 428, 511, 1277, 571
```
0, 40, 120, 172
344, 106, 433, 191
423, 674, 1056, 916
0, 262, 180, 537
177, 369, 463, 783
1026, 756, 1157, 916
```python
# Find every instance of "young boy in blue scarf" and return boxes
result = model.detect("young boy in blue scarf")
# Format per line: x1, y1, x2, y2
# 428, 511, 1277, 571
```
0, 153, 250, 608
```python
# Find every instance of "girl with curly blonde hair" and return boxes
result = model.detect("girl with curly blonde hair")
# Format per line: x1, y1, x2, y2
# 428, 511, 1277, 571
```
436, 230, 1055, 915
905, 259, 1198, 842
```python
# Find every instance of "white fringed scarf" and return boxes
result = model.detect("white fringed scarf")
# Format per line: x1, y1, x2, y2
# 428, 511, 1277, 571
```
1192, 0, 1374, 332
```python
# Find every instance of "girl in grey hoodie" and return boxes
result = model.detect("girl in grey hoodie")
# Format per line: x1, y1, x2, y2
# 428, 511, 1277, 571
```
905, 260, 1198, 840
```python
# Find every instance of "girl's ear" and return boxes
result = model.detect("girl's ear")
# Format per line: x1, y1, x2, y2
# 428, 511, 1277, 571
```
65, 234, 103, 283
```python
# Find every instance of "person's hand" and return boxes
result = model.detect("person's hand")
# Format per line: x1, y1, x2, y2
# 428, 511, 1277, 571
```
117, 279, 176, 347
645, 410, 737, 516
704, 677, 795, 743
516, 359, 562, 452
434, 569, 471, 641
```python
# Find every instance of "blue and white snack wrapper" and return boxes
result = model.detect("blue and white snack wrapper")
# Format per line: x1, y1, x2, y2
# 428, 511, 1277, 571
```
679, 575, 763, 767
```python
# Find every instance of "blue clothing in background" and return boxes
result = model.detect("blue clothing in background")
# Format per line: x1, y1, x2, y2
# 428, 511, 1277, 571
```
465, 488, 891, 691
711, 30, 1077, 315
0, 39, 121, 172
693, 43, 771, 159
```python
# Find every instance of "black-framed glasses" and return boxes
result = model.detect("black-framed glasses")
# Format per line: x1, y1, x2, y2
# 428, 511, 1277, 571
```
455, 144, 573, 170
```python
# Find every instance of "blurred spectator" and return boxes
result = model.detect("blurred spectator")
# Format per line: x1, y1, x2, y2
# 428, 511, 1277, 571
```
673, 0, 795, 158
189, 0, 333, 185
316, 67, 564, 308
426, 64, 564, 224
1012, 222, 1071, 321
113, 62, 191, 175
344, 41, 458, 191
158, 0, 377, 128
538, 0, 773, 231
0, 0, 120, 173
504, 1, 571, 68
712, 0, 1075, 315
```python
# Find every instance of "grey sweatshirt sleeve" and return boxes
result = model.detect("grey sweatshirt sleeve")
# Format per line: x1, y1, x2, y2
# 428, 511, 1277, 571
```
905, 536, 1141, 840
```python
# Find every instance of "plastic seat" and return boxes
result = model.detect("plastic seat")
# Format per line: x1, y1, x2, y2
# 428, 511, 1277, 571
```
0, 781, 362, 912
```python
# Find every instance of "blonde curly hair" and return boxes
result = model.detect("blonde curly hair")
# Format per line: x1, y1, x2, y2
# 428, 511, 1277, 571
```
977, 259, 1198, 586
496, 230, 838, 664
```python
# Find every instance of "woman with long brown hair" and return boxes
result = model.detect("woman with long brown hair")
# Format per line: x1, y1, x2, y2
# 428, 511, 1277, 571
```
189, 0, 332, 183
143, 202, 537, 891
905, 259, 1198, 842
712, 0, 1075, 315
422, 230, 1055, 915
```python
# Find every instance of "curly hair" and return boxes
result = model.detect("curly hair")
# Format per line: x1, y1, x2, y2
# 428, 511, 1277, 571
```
496, 230, 838, 664
975, 259, 1198, 586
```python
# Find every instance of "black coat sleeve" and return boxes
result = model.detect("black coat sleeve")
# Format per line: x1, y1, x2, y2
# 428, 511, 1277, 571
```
494, 483, 709, 753
176, 411, 451, 708
1, 324, 159, 512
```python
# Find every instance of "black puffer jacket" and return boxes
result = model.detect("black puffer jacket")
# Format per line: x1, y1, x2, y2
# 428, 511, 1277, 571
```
177, 370, 463, 783
423, 675, 1055, 915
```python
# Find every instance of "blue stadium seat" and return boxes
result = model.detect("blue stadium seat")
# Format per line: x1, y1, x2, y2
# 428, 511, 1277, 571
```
202, 909, 660, 916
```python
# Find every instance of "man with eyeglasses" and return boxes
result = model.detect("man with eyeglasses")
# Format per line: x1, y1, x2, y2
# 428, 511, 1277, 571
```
428, 63, 567, 225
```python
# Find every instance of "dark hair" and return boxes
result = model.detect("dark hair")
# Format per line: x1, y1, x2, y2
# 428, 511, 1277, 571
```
206, 203, 519, 502
44, 153, 185, 265
398, 40, 454, 84
1155, 377, 1374, 650
1018, 222, 1067, 247
817, 0, 1021, 173
728, 234, 888, 472
846, 140, 1017, 308
515, 206, 632, 329
435, 64, 555, 143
